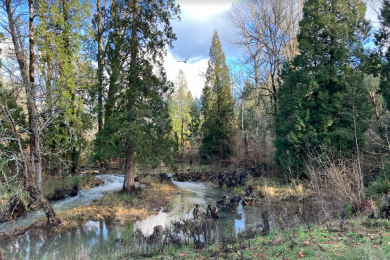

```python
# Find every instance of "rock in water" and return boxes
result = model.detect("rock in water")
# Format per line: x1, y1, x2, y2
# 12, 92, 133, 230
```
50, 189, 66, 201
159, 173, 171, 183
216, 196, 242, 211
69, 185, 79, 197
0, 194, 26, 223
206, 204, 219, 220
216, 196, 229, 209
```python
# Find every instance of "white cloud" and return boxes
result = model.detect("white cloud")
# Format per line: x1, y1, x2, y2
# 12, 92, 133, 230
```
164, 50, 208, 98
177, 0, 234, 20
364, 0, 381, 25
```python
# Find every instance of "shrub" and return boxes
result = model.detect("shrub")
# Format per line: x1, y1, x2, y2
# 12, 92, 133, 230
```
369, 167, 390, 196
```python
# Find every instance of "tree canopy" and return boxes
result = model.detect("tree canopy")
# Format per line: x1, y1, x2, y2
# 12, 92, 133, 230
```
274, 0, 372, 172
200, 31, 236, 160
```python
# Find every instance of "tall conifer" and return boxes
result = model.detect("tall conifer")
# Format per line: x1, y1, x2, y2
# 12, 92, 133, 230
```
94, 0, 180, 193
274, 0, 372, 171
200, 31, 236, 159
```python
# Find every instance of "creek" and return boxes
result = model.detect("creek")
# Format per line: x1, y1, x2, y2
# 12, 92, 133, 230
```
0, 163, 331, 259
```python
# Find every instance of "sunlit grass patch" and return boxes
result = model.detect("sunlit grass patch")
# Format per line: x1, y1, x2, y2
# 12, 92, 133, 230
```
56, 181, 180, 228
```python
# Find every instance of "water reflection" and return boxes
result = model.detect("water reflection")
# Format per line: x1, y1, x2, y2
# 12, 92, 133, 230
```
1, 220, 121, 260
0, 163, 339, 259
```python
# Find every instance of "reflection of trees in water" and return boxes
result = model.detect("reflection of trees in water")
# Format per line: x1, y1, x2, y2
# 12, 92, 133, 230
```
3, 221, 121, 259
99, 221, 104, 250
2, 183, 345, 259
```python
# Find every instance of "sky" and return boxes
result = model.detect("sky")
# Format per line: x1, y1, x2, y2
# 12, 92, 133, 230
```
164, 0, 383, 99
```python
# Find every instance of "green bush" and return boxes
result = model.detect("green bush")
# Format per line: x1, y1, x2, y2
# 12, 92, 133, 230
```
369, 167, 390, 195
346, 203, 354, 219
71, 176, 81, 186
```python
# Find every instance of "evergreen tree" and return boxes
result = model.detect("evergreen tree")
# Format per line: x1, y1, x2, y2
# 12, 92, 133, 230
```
200, 31, 236, 159
274, 0, 372, 172
168, 70, 193, 153
376, 0, 390, 110
189, 97, 202, 145
94, 0, 180, 193
35, 0, 93, 173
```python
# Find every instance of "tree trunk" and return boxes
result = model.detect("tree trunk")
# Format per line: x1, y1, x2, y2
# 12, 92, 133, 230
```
122, 142, 135, 193
28, 0, 42, 191
29, 0, 36, 186
26, 186, 62, 226
369, 91, 380, 124
122, 0, 139, 194
97, 0, 104, 131
6, 0, 60, 226
181, 115, 184, 156
241, 101, 244, 130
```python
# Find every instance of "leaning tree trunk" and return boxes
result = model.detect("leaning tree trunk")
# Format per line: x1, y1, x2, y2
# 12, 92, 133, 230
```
26, 186, 62, 226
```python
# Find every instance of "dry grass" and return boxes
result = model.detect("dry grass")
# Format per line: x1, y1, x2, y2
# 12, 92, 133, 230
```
261, 182, 310, 201
245, 176, 313, 201
55, 182, 180, 228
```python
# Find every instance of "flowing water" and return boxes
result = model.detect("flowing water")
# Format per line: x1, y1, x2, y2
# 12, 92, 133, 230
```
0, 175, 127, 233
0, 162, 333, 259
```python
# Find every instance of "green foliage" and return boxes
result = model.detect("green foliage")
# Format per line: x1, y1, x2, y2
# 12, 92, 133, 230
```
168, 70, 193, 152
376, 0, 390, 110
188, 98, 202, 145
71, 176, 81, 186
94, 0, 180, 171
35, 0, 94, 173
369, 167, 390, 195
346, 203, 354, 219
274, 0, 372, 173
200, 31, 236, 159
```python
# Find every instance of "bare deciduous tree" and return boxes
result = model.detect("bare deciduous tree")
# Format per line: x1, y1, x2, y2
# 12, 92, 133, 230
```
1, 0, 61, 226
227, 0, 304, 126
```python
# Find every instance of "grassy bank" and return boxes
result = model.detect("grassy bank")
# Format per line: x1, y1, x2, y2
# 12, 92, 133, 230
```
231, 175, 315, 202
34, 180, 182, 229
109, 217, 390, 260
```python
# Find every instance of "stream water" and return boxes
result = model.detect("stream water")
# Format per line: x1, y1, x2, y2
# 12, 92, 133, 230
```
0, 163, 332, 259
